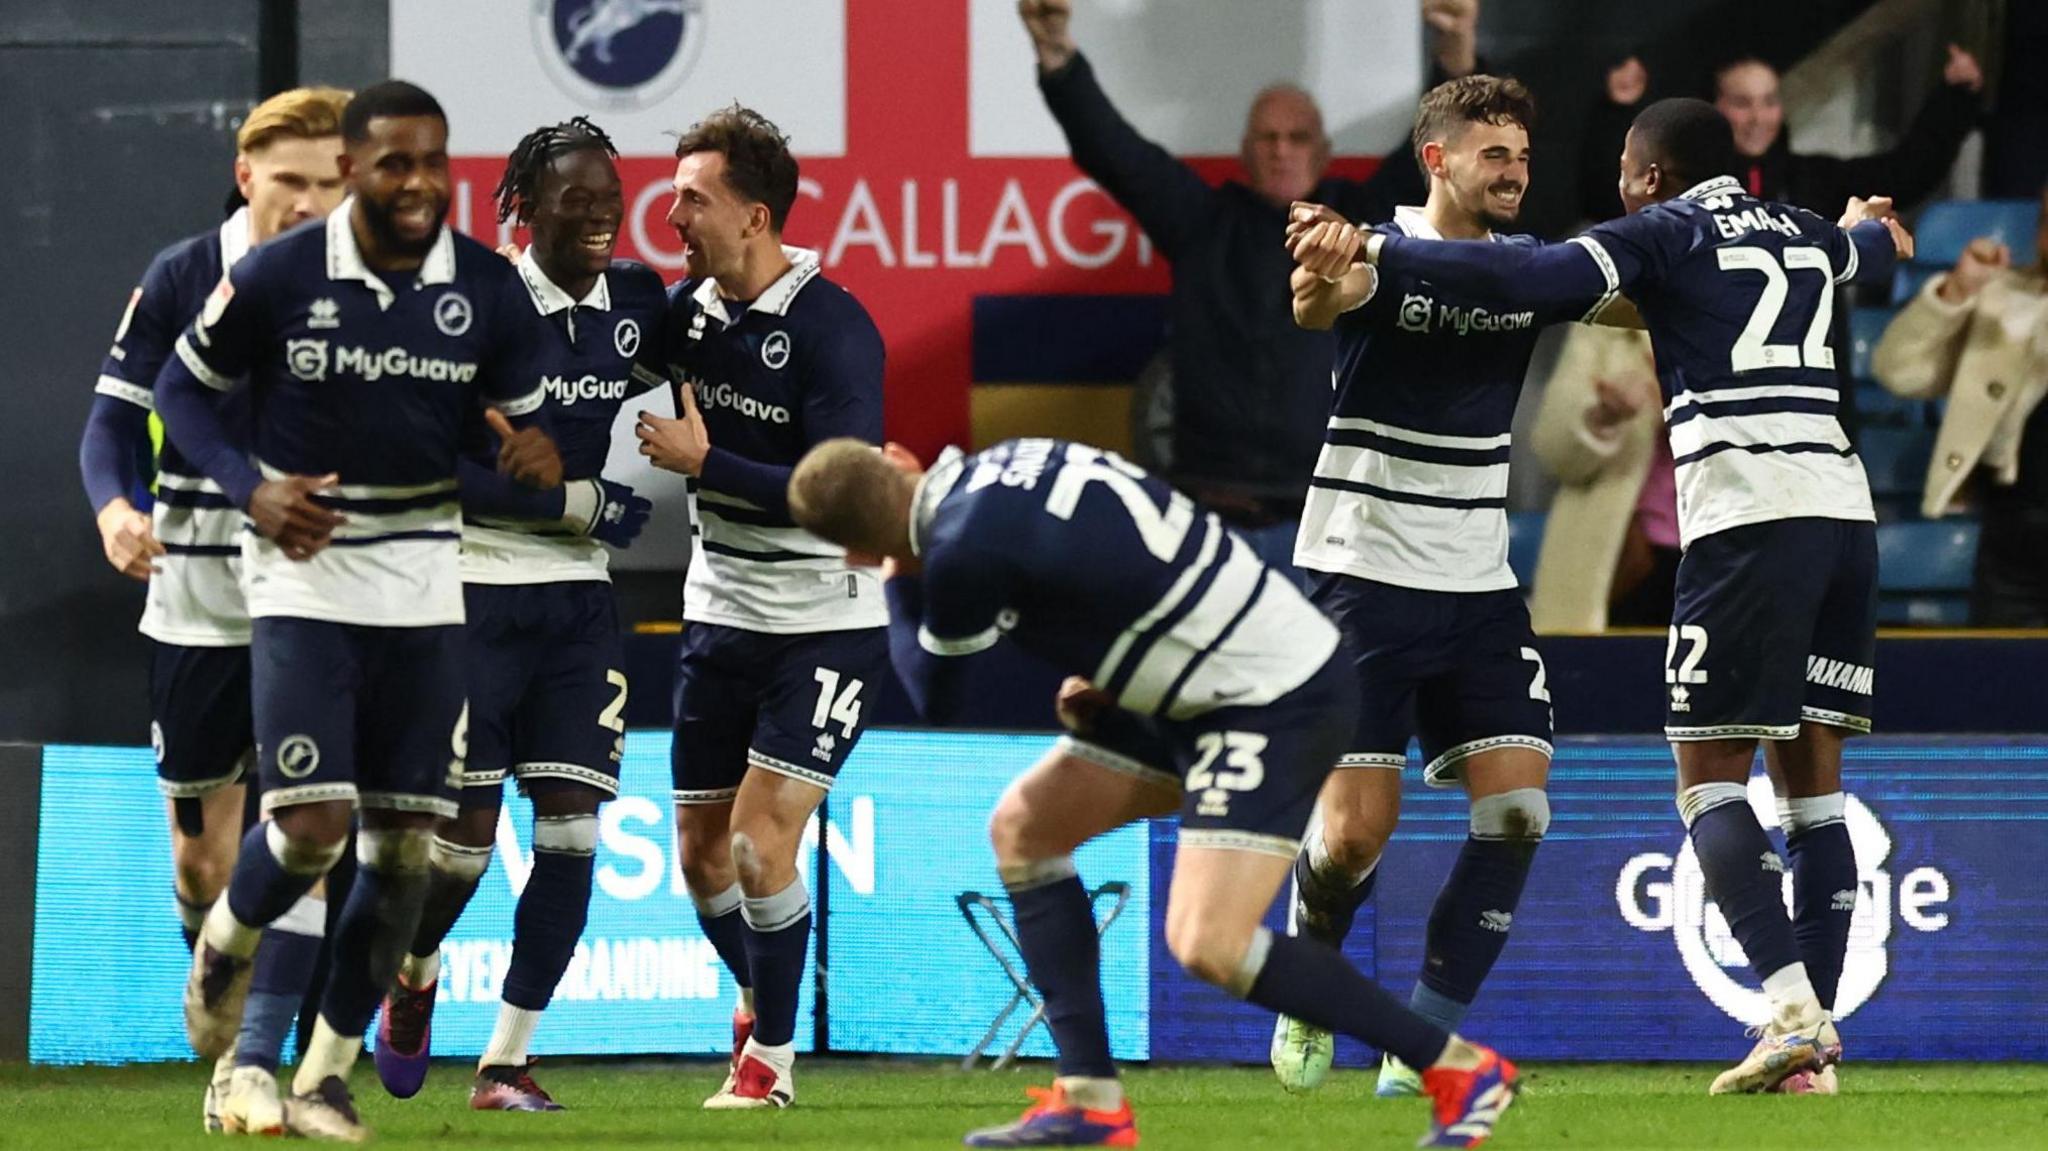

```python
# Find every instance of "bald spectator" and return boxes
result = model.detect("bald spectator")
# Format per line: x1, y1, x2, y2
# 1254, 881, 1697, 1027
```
1019, 0, 1484, 572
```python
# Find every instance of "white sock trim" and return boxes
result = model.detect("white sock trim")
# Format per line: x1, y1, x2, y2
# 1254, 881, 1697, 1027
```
741, 877, 810, 934
1776, 792, 1847, 836
1470, 788, 1551, 839
480, 1003, 541, 1069
202, 896, 263, 959
357, 827, 433, 873
430, 835, 494, 880
998, 855, 1079, 893
1677, 781, 1750, 829
690, 881, 742, 918
1054, 1075, 1124, 1111
1226, 925, 1273, 997
1761, 962, 1824, 1029
533, 813, 598, 856
400, 950, 441, 989
291, 1018, 363, 1094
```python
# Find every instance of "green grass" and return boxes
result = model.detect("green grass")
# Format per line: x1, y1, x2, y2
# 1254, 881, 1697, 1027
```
1, 1059, 2043, 1149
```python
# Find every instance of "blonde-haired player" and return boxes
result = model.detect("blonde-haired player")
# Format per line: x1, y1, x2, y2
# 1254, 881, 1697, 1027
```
77, 84, 350, 1135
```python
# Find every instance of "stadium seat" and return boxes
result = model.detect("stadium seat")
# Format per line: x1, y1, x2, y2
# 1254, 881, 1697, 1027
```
1859, 426, 1933, 503
1892, 198, 2041, 305
1846, 306, 1890, 385
1508, 512, 1544, 588
1875, 519, 1977, 626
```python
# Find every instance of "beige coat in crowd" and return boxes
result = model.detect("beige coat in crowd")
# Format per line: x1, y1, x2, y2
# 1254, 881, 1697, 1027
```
1527, 325, 1661, 634
1872, 268, 2048, 517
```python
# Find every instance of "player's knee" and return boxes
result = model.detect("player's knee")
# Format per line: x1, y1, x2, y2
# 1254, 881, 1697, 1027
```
170, 837, 235, 902
987, 788, 1038, 864
264, 820, 348, 877
1320, 804, 1395, 874
359, 826, 434, 875
1166, 912, 1261, 993
440, 805, 498, 849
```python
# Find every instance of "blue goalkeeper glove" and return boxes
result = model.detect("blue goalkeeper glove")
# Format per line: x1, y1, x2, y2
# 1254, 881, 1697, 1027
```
562, 477, 652, 548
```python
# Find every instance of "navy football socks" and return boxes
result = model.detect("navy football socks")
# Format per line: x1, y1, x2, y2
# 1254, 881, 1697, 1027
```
503, 818, 596, 1011
1681, 783, 1804, 984
741, 878, 812, 1048
1780, 793, 1857, 1011
1005, 861, 1116, 1079
1245, 929, 1451, 1072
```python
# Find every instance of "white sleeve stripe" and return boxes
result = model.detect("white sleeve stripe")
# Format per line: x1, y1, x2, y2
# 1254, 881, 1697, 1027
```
917, 624, 1000, 658
1569, 235, 1621, 291
1340, 265, 1379, 314
95, 375, 154, 410
174, 334, 237, 392
1836, 233, 1859, 284
1568, 236, 1621, 323
493, 384, 546, 418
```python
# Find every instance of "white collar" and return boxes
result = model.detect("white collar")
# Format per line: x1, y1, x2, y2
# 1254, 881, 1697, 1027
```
1393, 204, 1498, 242
691, 246, 822, 324
907, 445, 967, 559
219, 206, 254, 269
1680, 175, 1746, 201
325, 197, 457, 309
517, 246, 611, 316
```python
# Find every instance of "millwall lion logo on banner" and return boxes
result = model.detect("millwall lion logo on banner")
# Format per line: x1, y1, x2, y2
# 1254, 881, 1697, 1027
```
533, 0, 706, 111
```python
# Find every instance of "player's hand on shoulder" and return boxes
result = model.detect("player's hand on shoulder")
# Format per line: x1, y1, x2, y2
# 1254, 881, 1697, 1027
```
486, 408, 564, 490
95, 498, 163, 581
496, 242, 521, 263
635, 383, 711, 476
248, 473, 345, 562
1018, 0, 1077, 71
1940, 236, 2010, 302
571, 477, 653, 548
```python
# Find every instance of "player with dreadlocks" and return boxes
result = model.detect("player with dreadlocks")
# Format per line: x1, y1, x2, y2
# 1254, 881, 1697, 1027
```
372, 115, 671, 1112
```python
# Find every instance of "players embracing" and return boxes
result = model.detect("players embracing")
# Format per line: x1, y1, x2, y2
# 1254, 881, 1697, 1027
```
636, 105, 890, 1109
1274, 75, 1591, 1098
372, 114, 667, 1113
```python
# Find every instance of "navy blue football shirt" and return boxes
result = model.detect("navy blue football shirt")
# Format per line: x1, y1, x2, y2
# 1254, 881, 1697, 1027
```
893, 438, 1339, 723
1373, 177, 1898, 546
156, 203, 546, 627
661, 248, 886, 634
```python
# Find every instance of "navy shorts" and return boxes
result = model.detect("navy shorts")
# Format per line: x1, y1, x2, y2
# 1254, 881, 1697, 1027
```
1061, 652, 1358, 859
671, 623, 890, 803
251, 617, 468, 818
1312, 573, 1554, 787
1665, 517, 1877, 741
149, 642, 254, 799
459, 582, 626, 809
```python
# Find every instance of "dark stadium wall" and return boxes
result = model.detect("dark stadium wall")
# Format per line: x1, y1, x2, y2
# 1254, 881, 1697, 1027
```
0, 1, 388, 744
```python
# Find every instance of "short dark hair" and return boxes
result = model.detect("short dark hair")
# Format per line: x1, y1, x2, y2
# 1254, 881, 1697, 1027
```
341, 80, 446, 143
1710, 55, 1776, 97
495, 116, 618, 223
1629, 97, 1737, 195
1411, 75, 1536, 169
674, 103, 799, 232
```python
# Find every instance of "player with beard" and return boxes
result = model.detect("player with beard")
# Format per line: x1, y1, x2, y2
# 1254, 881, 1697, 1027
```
77, 85, 351, 1136
1272, 76, 1631, 1097
156, 80, 562, 1141
373, 115, 667, 1113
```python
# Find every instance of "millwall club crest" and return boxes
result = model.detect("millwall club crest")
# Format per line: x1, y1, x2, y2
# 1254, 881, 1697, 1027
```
533, 0, 706, 111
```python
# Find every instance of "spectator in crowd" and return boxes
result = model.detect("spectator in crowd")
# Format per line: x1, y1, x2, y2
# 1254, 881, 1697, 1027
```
1578, 44, 1984, 219
1872, 183, 2048, 627
1017, 0, 1483, 572
1526, 327, 1670, 632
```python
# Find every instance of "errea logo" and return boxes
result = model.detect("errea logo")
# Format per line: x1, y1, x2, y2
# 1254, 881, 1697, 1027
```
1616, 775, 1954, 1025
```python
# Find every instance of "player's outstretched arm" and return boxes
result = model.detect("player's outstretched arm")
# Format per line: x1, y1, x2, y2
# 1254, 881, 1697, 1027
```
1369, 230, 1615, 317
